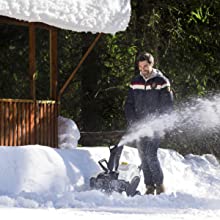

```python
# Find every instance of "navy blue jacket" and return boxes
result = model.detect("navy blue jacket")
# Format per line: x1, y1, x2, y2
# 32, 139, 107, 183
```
125, 69, 173, 125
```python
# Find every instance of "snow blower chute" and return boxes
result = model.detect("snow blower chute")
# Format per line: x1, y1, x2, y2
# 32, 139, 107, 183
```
89, 145, 140, 197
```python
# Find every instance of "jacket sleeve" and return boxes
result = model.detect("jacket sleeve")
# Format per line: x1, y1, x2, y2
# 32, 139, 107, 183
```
124, 87, 137, 126
159, 86, 174, 114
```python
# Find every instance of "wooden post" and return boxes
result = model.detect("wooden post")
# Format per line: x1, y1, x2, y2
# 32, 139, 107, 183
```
49, 29, 58, 147
29, 23, 36, 100
50, 29, 58, 100
58, 33, 102, 103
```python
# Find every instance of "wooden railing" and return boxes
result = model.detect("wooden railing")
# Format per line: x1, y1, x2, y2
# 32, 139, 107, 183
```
0, 99, 58, 147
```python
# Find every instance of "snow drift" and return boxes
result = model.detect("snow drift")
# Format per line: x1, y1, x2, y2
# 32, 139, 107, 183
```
0, 144, 220, 210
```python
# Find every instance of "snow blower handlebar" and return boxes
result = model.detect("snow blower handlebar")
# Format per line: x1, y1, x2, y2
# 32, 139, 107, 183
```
97, 145, 123, 173
107, 145, 123, 172
98, 159, 109, 172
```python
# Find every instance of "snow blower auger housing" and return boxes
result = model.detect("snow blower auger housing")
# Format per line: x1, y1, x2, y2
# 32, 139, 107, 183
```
89, 145, 140, 197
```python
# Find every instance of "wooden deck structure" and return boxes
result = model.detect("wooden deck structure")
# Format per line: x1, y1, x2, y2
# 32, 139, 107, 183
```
0, 16, 59, 147
0, 15, 101, 147
0, 99, 57, 147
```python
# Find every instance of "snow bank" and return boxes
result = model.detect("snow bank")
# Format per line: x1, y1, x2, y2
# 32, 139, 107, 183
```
58, 116, 80, 149
0, 145, 72, 195
0, 0, 131, 34
0, 145, 139, 196
0, 144, 220, 210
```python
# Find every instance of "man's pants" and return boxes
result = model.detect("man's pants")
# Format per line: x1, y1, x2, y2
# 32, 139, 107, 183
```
137, 136, 164, 186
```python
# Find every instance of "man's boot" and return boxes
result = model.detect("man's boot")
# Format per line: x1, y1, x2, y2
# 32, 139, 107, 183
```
145, 185, 155, 195
155, 184, 165, 195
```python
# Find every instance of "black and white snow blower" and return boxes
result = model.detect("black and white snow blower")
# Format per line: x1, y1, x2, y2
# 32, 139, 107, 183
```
89, 145, 140, 197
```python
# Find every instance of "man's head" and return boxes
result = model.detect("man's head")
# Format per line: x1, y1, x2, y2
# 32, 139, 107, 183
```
136, 52, 154, 78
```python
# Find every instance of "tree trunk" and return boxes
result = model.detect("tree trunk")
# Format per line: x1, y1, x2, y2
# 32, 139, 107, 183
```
80, 33, 102, 131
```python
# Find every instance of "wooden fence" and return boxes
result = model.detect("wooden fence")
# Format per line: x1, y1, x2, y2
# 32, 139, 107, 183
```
0, 99, 58, 147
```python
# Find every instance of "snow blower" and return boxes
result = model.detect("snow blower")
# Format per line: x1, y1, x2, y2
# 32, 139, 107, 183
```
89, 145, 140, 197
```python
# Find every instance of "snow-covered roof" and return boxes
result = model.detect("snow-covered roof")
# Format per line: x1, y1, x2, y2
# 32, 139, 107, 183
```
0, 0, 131, 34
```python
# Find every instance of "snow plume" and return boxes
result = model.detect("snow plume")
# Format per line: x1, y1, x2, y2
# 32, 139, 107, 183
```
119, 94, 220, 146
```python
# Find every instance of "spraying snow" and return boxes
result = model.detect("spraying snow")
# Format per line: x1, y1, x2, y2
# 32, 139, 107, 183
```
119, 94, 220, 146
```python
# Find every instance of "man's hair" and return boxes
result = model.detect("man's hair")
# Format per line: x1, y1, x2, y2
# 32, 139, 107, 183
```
136, 52, 154, 65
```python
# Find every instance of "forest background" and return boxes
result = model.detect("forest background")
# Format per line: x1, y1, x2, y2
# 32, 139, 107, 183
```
1, 0, 220, 157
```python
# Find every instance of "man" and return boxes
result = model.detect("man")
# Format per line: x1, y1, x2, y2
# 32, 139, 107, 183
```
124, 52, 173, 195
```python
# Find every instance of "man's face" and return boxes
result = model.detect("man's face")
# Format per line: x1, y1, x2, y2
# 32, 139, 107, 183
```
138, 60, 153, 78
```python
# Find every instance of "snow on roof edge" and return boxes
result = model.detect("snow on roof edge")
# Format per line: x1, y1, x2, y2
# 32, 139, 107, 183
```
0, 0, 131, 34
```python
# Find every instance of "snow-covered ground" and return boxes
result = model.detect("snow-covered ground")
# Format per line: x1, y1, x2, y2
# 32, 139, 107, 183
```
1, 115, 220, 219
